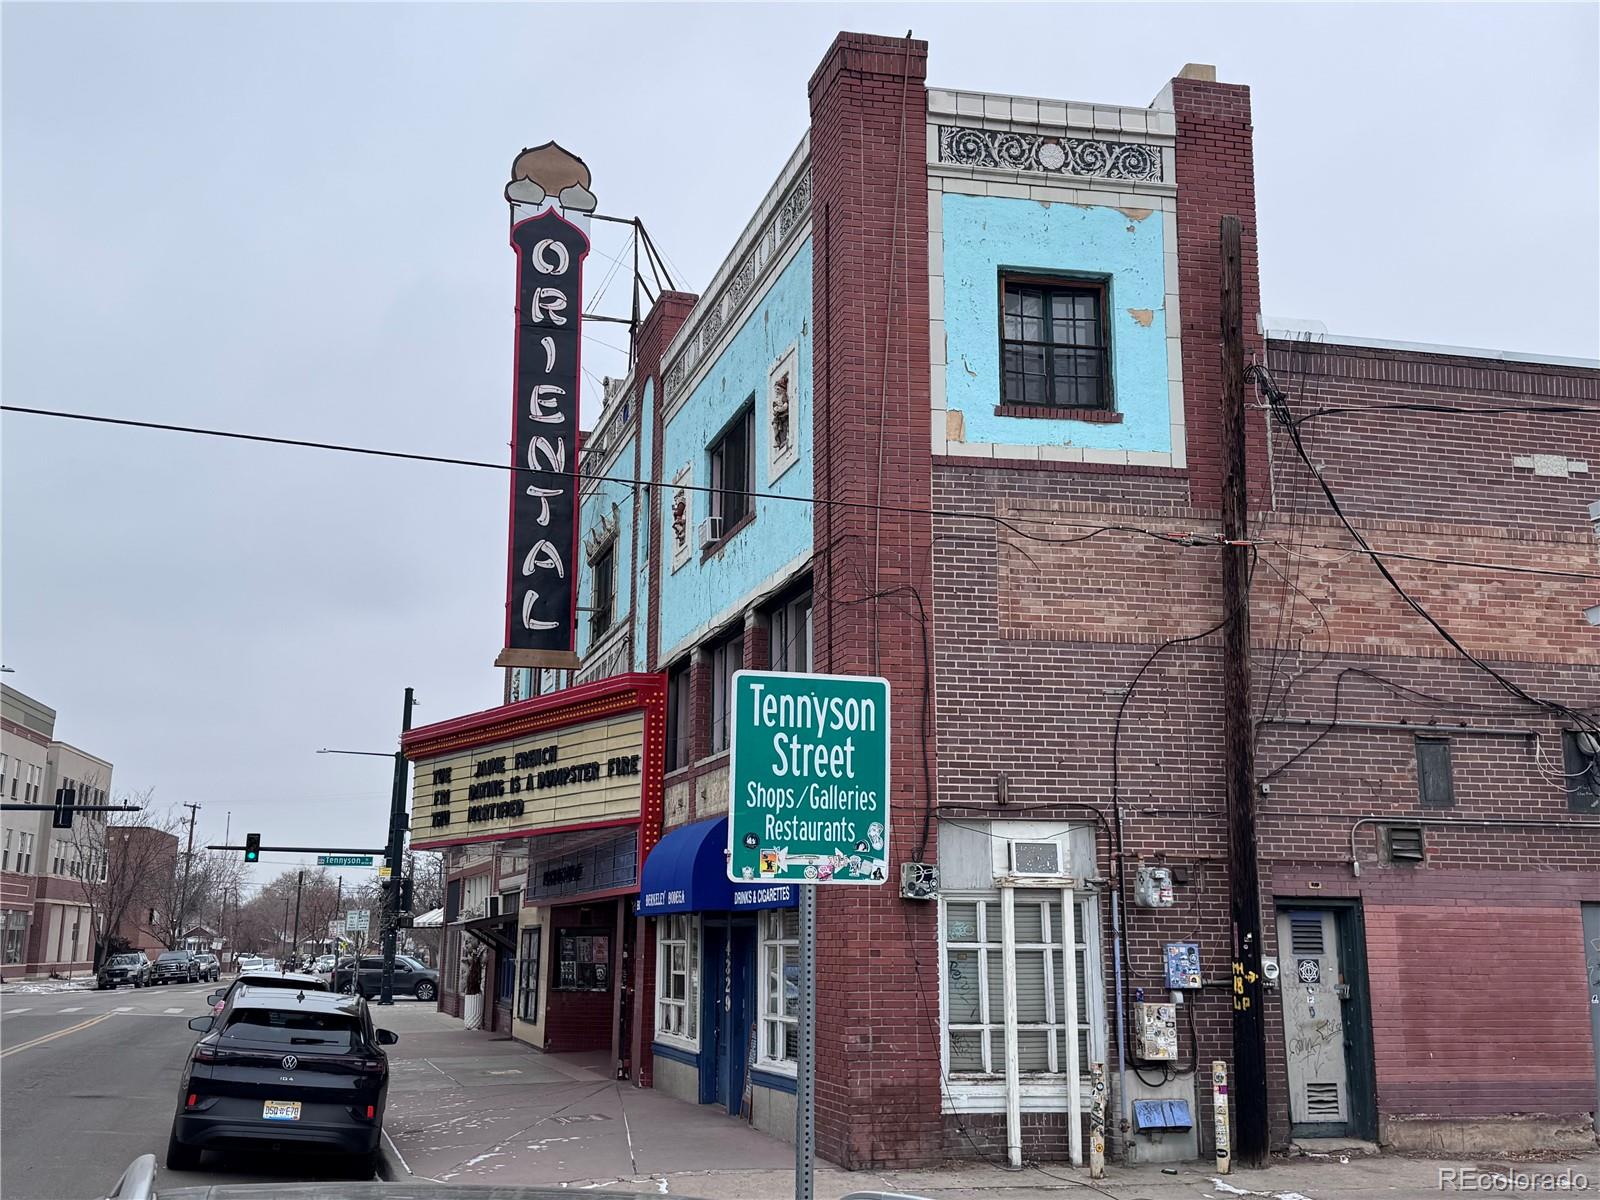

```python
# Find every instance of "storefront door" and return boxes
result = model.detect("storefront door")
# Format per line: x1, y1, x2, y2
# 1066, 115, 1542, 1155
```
704, 921, 755, 1116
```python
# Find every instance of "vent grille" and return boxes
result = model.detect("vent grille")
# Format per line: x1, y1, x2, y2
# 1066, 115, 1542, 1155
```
1288, 913, 1324, 957
1304, 1081, 1341, 1117
1386, 824, 1426, 863
1010, 841, 1063, 875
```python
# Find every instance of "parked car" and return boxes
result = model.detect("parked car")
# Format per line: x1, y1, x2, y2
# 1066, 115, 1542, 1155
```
98, 953, 153, 990
193, 953, 221, 982
311, 953, 337, 976
154, 950, 202, 984
331, 954, 439, 1002
168, 986, 398, 1171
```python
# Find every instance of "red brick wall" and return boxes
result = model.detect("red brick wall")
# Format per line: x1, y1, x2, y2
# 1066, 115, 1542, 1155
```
932, 332, 1600, 1155
1172, 75, 1267, 512
808, 31, 944, 1170
1373, 900, 1594, 1114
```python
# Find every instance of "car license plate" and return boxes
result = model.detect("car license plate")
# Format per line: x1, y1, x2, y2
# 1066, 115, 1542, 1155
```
262, 1100, 301, 1122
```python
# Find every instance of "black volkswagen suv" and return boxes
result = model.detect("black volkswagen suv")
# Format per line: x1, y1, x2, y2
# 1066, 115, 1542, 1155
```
168, 986, 398, 1171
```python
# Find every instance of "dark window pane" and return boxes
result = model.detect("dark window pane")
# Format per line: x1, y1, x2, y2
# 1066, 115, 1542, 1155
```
1000, 279, 1108, 410
1024, 374, 1046, 404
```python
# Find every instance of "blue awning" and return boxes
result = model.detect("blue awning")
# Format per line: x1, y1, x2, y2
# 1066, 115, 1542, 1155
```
636, 818, 797, 917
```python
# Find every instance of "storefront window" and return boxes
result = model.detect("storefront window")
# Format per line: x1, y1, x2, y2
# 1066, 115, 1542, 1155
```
758, 908, 800, 1072
2, 913, 25, 964
942, 893, 1092, 1079
655, 914, 699, 1047
518, 927, 542, 1022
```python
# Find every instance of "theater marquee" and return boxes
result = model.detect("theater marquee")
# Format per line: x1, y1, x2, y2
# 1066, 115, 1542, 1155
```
404, 674, 666, 852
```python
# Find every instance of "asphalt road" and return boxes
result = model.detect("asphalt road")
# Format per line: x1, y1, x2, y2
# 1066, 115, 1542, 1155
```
0, 979, 424, 1200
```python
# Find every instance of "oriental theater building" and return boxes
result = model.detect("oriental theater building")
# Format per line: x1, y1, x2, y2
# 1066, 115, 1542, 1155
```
414, 30, 1600, 1174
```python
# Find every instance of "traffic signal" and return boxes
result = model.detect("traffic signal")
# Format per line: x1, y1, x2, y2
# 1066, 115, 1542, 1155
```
244, 833, 260, 863
399, 876, 414, 913
52, 786, 75, 830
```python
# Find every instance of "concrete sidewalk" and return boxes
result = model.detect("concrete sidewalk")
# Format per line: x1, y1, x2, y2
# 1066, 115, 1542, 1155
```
371, 1005, 1599, 1198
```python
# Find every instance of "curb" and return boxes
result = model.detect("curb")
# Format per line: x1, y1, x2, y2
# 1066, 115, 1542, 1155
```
376, 1131, 410, 1181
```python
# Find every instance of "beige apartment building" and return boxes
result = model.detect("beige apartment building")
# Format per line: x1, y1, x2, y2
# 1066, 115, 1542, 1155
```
1, 684, 112, 980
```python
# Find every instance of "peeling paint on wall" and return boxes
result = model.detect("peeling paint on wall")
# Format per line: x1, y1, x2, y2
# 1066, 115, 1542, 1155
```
941, 193, 1173, 451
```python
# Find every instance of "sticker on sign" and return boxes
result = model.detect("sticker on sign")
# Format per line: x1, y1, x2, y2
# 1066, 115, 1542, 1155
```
727, 670, 890, 885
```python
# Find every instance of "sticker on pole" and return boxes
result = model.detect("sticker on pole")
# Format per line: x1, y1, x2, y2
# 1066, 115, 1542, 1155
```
728, 670, 890, 885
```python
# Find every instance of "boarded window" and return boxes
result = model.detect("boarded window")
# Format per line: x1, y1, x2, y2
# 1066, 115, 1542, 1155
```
1415, 737, 1455, 809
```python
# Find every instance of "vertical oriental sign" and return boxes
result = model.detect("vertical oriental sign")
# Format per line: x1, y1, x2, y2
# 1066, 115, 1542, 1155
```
727, 670, 891, 885
501, 209, 588, 668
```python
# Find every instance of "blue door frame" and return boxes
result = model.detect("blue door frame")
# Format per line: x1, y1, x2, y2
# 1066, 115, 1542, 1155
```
699, 915, 756, 1115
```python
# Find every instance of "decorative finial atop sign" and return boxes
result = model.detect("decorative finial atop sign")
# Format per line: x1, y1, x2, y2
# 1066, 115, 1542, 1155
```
505, 142, 597, 215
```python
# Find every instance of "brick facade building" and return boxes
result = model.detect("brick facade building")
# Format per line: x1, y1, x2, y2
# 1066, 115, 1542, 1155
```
446, 30, 1598, 1170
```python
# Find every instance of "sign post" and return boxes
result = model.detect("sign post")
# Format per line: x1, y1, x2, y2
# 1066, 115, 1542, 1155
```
727, 670, 890, 1200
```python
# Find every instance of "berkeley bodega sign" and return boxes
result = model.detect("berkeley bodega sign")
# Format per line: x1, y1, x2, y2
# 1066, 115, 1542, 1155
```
727, 670, 890, 885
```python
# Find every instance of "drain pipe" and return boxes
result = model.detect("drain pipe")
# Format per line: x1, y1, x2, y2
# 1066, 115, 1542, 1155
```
1110, 888, 1130, 1158
1350, 815, 1600, 875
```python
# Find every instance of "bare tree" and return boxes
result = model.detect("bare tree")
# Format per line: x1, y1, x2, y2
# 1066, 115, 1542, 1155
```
67, 791, 177, 967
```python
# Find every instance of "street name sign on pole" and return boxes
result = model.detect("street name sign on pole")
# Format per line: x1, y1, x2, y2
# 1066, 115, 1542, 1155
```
317, 855, 374, 867
727, 670, 890, 1200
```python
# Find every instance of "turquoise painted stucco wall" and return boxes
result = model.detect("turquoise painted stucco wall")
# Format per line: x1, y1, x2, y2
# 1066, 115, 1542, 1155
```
632, 379, 654, 671
575, 431, 636, 660
658, 238, 814, 658
942, 193, 1171, 451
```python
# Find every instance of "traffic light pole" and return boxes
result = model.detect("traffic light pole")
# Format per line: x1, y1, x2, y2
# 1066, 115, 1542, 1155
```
379, 687, 415, 1006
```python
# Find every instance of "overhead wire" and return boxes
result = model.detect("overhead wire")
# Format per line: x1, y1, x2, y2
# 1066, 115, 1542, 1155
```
1251, 363, 1600, 738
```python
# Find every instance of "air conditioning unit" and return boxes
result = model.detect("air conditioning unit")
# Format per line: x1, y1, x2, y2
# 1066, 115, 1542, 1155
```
900, 861, 939, 900
698, 515, 723, 548
1008, 840, 1067, 878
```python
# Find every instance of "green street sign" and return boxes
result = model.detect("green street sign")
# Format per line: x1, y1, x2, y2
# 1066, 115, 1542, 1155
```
317, 855, 374, 867
727, 670, 890, 886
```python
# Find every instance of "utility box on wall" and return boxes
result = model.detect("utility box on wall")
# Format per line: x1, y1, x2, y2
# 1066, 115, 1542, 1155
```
1134, 1001, 1179, 1061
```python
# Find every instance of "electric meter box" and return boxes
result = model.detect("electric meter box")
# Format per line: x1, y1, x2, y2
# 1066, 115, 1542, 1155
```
1134, 1002, 1179, 1061
1164, 942, 1202, 990
1134, 865, 1175, 908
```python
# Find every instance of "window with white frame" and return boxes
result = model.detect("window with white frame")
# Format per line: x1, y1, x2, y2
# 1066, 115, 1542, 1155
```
758, 908, 800, 1072
3, 828, 11, 872
942, 893, 1093, 1081
655, 914, 699, 1046
20, 833, 34, 874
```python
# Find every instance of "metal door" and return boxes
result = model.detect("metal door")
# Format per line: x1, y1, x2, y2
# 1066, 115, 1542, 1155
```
1584, 904, 1600, 1134
1277, 909, 1351, 1131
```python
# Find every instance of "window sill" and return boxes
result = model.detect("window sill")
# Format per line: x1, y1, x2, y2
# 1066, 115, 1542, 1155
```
700, 509, 756, 564
654, 1032, 700, 1056
754, 1058, 798, 1082
751, 1065, 798, 1094
994, 404, 1122, 423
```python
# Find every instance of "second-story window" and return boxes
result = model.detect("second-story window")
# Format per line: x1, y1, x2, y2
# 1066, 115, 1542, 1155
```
769, 591, 814, 673
708, 405, 754, 543
590, 544, 615, 639
709, 630, 745, 754
665, 660, 692, 772
1002, 277, 1109, 411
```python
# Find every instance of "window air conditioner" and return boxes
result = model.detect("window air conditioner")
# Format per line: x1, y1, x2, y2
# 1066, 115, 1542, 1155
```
699, 515, 723, 548
1008, 840, 1067, 877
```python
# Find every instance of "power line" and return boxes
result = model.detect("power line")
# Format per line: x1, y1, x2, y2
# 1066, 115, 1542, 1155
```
0, 404, 1240, 555
5, 402, 1590, 581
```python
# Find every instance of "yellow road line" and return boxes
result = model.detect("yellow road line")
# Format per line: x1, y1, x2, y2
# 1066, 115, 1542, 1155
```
1, 1012, 113, 1058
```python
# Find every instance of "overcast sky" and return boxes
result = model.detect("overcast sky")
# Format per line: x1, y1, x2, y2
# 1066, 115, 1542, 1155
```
3, 3, 1595, 896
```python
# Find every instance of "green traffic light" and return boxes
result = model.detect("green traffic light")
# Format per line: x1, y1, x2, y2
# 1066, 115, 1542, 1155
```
244, 833, 261, 863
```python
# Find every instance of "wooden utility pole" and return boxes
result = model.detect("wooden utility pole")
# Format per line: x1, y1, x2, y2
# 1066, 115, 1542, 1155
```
1219, 214, 1269, 1166
175, 802, 201, 946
